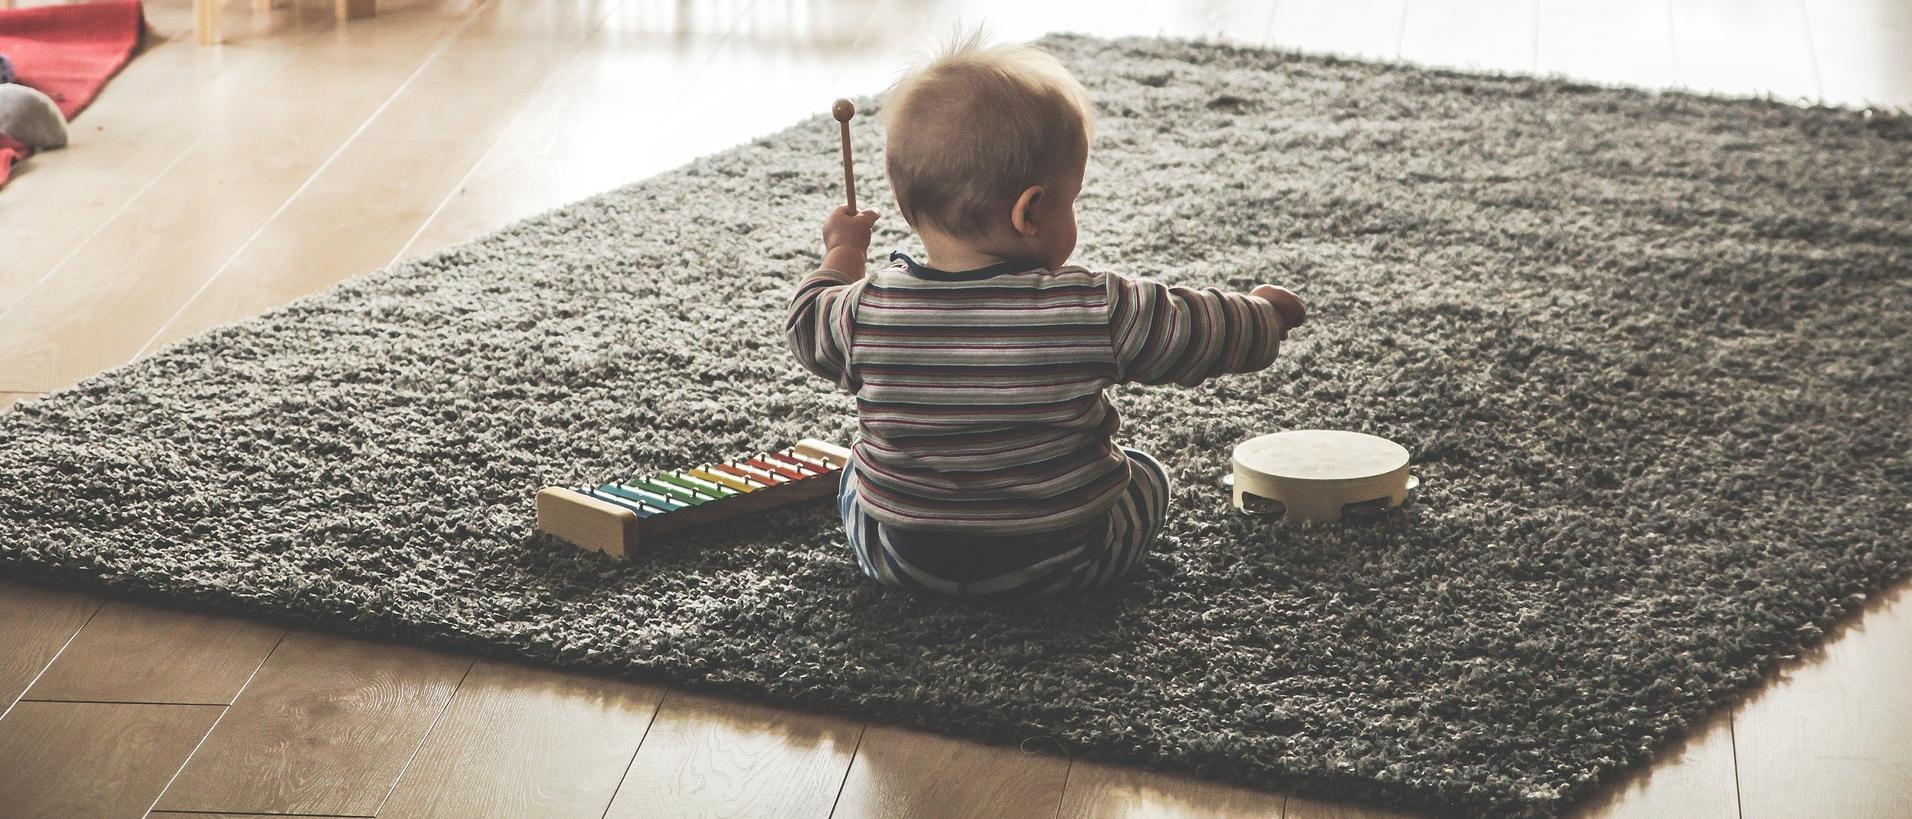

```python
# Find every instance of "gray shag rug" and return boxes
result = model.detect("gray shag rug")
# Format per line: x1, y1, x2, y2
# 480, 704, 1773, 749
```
2, 35, 1909, 818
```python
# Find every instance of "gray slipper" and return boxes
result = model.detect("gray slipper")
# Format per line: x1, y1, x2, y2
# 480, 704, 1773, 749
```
0, 83, 69, 149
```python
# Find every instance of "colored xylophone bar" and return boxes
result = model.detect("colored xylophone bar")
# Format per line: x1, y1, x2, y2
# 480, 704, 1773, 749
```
536, 439, 852, 558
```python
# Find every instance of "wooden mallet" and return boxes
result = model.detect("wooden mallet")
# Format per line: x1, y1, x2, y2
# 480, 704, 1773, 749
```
832, 98, 857, 211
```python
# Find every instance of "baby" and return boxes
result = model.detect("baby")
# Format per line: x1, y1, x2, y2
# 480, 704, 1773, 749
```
786, 37, 1306, 600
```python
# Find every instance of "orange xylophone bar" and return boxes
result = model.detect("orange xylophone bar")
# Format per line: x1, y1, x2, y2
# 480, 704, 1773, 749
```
535, 439, 853, 558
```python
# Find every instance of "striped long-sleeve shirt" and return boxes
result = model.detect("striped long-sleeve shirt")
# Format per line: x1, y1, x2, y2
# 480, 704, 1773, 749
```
787, 251, 1284, 534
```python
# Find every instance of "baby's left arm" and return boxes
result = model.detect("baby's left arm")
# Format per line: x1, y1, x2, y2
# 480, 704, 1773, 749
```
1108, 273, 1289, 387
786, 271, 857, 392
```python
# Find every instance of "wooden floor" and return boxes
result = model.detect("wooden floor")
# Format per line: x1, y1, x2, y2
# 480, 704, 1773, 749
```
1, 0, 1908, 816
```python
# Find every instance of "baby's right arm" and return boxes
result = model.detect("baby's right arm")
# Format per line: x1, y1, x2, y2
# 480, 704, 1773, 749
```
1108, 273, 1306, 387
785, 206, 880, 393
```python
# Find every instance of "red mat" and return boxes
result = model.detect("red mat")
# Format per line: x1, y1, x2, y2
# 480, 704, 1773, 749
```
0, 0, 146, 189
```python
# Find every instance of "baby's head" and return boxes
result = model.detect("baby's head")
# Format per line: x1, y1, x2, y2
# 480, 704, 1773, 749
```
883, 34, 1093, 269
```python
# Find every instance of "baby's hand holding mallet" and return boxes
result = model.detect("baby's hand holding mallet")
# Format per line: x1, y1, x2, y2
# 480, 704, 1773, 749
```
818, 98, 878, 278
823, 205, 879, 251
821, 205, 879, 278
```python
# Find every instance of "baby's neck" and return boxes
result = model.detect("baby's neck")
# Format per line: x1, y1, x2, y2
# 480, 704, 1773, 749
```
918, 229, 1044, 272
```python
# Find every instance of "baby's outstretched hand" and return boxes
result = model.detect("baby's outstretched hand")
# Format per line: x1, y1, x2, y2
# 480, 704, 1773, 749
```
1250, 285, 1307, 340
822, 205, 880, 253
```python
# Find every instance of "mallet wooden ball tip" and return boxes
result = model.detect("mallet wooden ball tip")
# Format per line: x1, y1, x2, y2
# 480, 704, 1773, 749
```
831, 98, 858, 211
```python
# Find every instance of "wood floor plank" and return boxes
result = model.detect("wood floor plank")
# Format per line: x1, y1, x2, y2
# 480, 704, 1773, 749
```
1056, 759, 1288, 818
0, 37, 273, 314
762, 0, 966, 53
1398, 0, 1538, 75
395, 55, 691, 258
131, 0, 608, 351
0, 4, 479, 392
614, 2, 898, 201
1568, 712, 1738, 818
457, 0, 625, 40
174, 0, 449, 50
1536, 0, 1675, 90
0, 582, 101, 713
351, 29, 594, 145
0, 0, 466, 315
602, 689, 862, 819
894, 0, 1161, 45
150, 814, 354, 818
0, 700, 221, 819
0, 134, 347, 393
377, 659, 666, 818
398, 33, 728, 258
399, 154, 599, 261
401, 0, 864, 261
830, 725, 1069, 819
913, 0, 1272, 45
23, 601, 283, 705
139, 134, 495, 354
152, 630, 471, 816
1283, 796, 1425, 818
224, 7, 471, 97
1733, 581, 1912, 819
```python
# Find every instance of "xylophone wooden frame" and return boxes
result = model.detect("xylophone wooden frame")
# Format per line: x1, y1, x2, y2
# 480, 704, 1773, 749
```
537, 439, 852, 559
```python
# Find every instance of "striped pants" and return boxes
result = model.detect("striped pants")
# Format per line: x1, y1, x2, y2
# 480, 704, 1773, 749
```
837, 448, 1172, 600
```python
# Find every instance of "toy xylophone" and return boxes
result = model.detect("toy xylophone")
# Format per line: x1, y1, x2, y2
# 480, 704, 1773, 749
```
536, 439, 852, 558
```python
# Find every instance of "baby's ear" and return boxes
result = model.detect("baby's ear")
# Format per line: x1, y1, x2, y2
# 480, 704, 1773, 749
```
1010, 185, 1045, 237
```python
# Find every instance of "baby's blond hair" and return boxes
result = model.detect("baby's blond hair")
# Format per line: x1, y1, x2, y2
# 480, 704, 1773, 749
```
883, 33, 1093, 239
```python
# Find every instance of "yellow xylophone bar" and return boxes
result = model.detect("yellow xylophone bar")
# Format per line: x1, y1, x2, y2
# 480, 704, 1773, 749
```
536, 439, 852, 558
